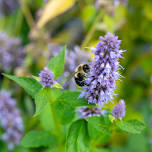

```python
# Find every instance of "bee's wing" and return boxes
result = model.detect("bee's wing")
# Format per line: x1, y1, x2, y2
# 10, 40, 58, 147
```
66, 71, 76, 82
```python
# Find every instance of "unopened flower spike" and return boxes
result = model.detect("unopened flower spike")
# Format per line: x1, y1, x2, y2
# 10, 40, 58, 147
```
80, 32, 125, 105
112, 99, 126, 120
39, 67, 56, 88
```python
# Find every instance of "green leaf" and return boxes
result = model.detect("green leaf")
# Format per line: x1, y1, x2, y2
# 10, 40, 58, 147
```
126, 134, 148, 152
48, 46, 66, 79
44, 148, 58, 152
117, 120, 145, 134
54, 101, 75, 124
52, 82, 63, 89
3, 74, 42, 98
93, 148, 111, 152
21, 130, 57, 148
40, 102, 54, 131
87, 116, 109, 140
14, 147, 31, 152
53, 90, 91, 124
50, 88, 62, 102
56, 90, 92, 107
34, 88, 51, 116
66, 119, 90, 152
32, 75, 40, 81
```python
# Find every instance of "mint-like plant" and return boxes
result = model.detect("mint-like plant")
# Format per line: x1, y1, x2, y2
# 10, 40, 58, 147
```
3, 34, 145, 152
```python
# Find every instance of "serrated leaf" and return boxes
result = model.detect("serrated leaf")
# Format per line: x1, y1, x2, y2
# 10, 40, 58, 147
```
56, 90, 92, 107
3, 74, 42, 98
54, 101, 75, 124
66, 119, 90, 152
117, 120, 145, 134
48, 46, 66, 79
21, 130, 57, 148
87, 116, 109, 140
37, 0, 75, 28
34, 88, 51, 116
53, 90, 91, 124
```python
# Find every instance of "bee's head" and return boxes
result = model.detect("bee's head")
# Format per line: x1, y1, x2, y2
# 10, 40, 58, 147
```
82, 64, 90, 73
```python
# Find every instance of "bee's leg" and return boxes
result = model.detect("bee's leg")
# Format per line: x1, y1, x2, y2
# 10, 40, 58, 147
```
75, 78, 86, 87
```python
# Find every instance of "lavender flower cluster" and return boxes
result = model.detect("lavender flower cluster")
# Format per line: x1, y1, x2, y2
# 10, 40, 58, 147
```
37, 33, 126, 119
0, 32, 25, 72
0, 0, 20, 16
39, 67, 56, 88
112, 99, 125, 119
0, 90, 24, 150
80, 33, 124, 105
79, 33, 126, 119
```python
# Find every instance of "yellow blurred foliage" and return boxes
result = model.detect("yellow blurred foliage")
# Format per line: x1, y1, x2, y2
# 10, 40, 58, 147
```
37, 0, 75, 28
144, 2, 152, 20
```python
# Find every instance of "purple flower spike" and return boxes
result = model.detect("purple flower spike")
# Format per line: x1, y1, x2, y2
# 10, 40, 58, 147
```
39, 67, 55, 88
78, 106, 106, 119
0, 0, 20, 16
80, 32, 125, 105
0, 31, 25, 72
0, 90, 24, 150
112, 99, 125, 119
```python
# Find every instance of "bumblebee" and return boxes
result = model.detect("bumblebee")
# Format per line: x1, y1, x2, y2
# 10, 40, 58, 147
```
74, 64, 90, 87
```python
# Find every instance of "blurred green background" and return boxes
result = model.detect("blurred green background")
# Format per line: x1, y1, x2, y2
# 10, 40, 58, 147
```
0, 0, 151, 151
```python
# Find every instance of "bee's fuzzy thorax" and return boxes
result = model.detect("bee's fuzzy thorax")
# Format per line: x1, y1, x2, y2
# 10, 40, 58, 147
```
74, 64, 90, 87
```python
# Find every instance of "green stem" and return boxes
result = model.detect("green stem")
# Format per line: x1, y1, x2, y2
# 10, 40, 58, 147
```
1, 77, 10, 90
50, 103, 60, 132
0, 17, 5, 30
81, 9, 104, 49
77, 0, 84, 10
50, 95, 62, 152
20, 0, 35, 29
14, 9, 24, 36
127, 50, 152, 74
